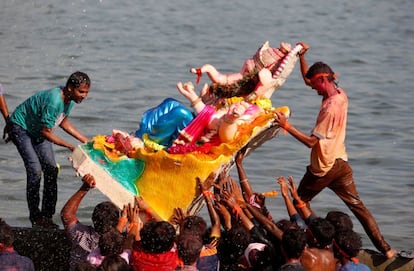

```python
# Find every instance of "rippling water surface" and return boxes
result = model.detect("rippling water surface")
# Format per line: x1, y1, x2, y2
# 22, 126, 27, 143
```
0, 0, 413, 251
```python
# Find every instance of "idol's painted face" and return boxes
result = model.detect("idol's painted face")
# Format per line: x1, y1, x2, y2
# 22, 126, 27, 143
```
70, 83, 90, 103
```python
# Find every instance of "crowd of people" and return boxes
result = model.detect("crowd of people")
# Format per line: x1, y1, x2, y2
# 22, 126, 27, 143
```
0, 43, 397, 270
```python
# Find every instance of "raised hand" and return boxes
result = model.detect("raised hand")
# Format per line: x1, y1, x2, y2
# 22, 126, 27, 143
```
81, 174, 96, 190
277, 176, 290, 198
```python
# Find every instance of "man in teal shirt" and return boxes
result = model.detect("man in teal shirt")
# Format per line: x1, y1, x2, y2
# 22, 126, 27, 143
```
8, 71, 91, 228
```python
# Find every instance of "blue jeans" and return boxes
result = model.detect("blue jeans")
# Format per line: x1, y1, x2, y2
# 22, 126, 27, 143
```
10, 123, 59, 223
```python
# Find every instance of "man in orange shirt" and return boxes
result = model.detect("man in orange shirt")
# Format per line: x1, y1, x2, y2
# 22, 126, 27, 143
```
273, 45, 396, 259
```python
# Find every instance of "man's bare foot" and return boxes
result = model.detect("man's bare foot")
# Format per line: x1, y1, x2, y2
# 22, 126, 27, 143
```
385, 248, 397, 259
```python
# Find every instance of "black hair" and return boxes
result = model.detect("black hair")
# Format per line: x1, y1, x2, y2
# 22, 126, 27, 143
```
66, 71, 91, 88
281, 228, 307, 259
305, 62, 336, 82
248, 245, 275, 271
334, 230, 362, 258
181, 215, 207, 238
74, 261, 97, 271
325, 211, 353, 233
218, 224, 250, 266
0, 218, 14, 247
140, 221, 176, 253
275, 219, 299, 232
308, 217, 335, 249
99, 228, 125, 256
98, 254, 131, 271
92, 201, 120, 235
177, 232, 203, 265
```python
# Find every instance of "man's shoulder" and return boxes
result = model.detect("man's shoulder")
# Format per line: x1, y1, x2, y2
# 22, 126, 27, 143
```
0, 251, 35, 270
66, 221, 98, 241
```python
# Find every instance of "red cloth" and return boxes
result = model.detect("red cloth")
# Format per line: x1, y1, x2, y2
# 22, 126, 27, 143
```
131, 243, 178, 271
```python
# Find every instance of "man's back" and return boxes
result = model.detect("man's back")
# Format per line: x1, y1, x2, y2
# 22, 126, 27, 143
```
301, 247, 336, 271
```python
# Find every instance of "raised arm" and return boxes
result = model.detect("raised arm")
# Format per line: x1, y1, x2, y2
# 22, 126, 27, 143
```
176, 81, 208, 114
221, 189, 254, 232
0, 84, 9, 123
235, 150, 254, 202
135, 195, 163, 222
246, 203, 283, 241
125, 202, 143, 247
288, 176, 313, 221
277, 176, 298, 218
0, 84, 11, 142
61, 174, 95, 229
190, 64, 243, 85
197, 173, 221, 239
297, 42, 311, 86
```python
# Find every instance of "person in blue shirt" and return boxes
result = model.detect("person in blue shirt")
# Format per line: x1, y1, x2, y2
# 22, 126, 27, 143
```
0, 217, 35, 270
8, 71, 91, 229
333, 230, 371, 271
0, 83, 11, 141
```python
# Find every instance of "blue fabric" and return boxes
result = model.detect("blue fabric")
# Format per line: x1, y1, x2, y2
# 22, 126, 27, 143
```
9, 123, 58, 222
10, 86, 74, 139
0, 251, 35, 271
339, 262, 370, 271
197, 253, 219, 271
135, 98, 194, 147
290, 213, 307, 231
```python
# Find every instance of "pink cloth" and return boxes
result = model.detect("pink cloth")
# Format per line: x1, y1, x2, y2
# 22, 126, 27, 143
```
310, 89, 348, 176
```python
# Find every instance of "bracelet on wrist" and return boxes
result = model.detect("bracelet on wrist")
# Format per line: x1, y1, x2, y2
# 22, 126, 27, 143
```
282, 121, 291, 130
118, 216, 128, 224
191, 97, 202, 107
128, 221, 140, 232
202, 190, 214, 198
295, 202, 306, 209
239, 178, 248, 183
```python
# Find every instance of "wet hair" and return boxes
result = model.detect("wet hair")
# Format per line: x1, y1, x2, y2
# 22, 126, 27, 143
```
181, 215, 207, 238
307, 217, 335, 249
325, 211, 353, 233
66, 71, 91, 89
305, 61, 336, 82
98, 254, 131, 271
248, 245, 275, 271
281, 228, 307, 259
0, 218, 14, 247
177, 232, 203, 265
99, 228, 125, 256
140, 221, 176, 253
275, 219, 299, 232
334, 230, 362, 258
218, 224, 250, 267
75, 261, 97, 271
92, 201, 120, 235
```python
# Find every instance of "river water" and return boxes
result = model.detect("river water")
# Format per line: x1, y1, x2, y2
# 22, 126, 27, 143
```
0, 0, 413, 251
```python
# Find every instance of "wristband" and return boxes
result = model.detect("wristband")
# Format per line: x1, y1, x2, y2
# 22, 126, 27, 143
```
232, 204, 242, 219
118, 216, 128, 224
282, 121, 290, 130
202, 190, 214, 198
295, 202, 306, 209
128, 222, 139, 232
191, 97, 202, 107
239, 178, 248, 183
